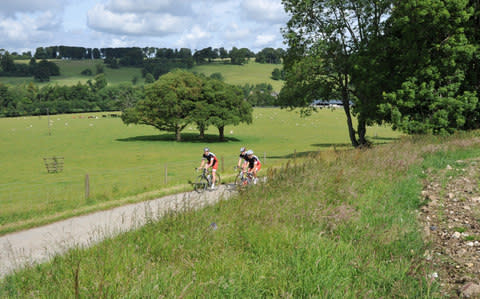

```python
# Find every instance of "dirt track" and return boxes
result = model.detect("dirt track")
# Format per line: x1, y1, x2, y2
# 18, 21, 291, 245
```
0, 184, 236, 279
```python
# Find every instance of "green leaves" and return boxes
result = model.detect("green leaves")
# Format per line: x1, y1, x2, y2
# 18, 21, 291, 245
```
122, 70, 253, 141
383, 0, 479, 134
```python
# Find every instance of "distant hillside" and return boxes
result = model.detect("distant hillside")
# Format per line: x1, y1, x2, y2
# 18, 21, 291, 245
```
0, 59, 283, 91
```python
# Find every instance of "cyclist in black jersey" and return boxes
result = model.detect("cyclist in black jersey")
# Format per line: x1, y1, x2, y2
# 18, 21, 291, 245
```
237, 147, 249, 171
198, 147, 218, 189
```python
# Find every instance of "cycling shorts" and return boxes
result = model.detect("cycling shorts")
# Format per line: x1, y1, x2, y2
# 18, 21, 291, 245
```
249, 161, 261, 172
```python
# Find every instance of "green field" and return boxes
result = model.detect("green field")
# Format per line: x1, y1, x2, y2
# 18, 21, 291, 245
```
192, 60, 284, 91
0, 108, 400, 234
0, 60, 144, 87
0, 59, 283, 90
3, 132, 478, 297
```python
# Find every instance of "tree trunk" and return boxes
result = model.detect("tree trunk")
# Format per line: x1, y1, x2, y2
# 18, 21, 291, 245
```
198, 124, 205, 139
357, 117, 368, 146
341, 77, 359, 147
343, 103, 358, 147
218, 126, 225, 141
342, 94, 358, 147
175, 125, 182, 141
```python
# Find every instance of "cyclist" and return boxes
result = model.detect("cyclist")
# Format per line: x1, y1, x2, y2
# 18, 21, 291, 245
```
237, 147, 249, 171
198, 147, 218, 189
245, 150, 261, 184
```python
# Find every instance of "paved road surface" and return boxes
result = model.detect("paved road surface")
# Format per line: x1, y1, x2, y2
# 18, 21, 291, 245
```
0, 184, 236, 279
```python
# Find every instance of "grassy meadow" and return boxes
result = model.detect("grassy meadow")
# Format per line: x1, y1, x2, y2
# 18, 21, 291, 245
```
0, 60, 144, 87
3, 132, 480, 297
0, 108, 399, 234
192, 60, 284, 91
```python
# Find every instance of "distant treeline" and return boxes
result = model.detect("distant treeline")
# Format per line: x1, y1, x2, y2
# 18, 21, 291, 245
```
0, 72, 278, 117
0, 46, 285, 82
2, 46, 285, 66
0, 55, 59, 81
0, 75, 143, 117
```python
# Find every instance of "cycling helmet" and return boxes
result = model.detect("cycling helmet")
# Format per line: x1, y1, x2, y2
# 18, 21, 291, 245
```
240, 147, 246, 152
246, 150, 254, 155
204, 147, 209, 152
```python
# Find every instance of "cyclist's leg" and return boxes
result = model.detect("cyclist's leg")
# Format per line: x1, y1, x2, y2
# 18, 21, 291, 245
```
242, 161, 248, 172
253, 163, 261, 184
211, 163, 218, 188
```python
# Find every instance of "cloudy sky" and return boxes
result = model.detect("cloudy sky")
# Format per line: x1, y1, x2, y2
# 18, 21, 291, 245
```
0, 0, 290, 54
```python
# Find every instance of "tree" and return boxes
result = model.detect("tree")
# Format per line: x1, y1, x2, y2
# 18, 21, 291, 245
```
88, 73, 108, 92
95, 63, 104, 74
81, 68, 93, 76
203, 79, 253, 140
0, 52, 16, 73
121, 70, 203, 141
280, 0, 393, 147
247, 83, 277, 106
229, 47, 251, 65
271, 68, 284, 80
144, 73, 155, 84
209, 72, 224, 81
256, 48, 283, 64
93, 48, 101, 59
32, 60, 59, 82
380, 0, 478, 134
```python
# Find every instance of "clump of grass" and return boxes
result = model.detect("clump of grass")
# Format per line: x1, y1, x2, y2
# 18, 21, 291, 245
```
2, 132, 480, 297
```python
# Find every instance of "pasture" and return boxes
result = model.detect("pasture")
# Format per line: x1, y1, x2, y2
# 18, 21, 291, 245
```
192, 60, 284, 91
0, 60, 144, 87
0, 108, 400, 234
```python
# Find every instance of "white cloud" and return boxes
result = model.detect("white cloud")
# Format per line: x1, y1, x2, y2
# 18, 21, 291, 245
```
1, 0, 289, 54
254, 33, 276, 47
176, 25, 212, 49
223, 23, 251, 41
241, 0, 288, 24
0, 12, 62, 50
87, 4, 189, 36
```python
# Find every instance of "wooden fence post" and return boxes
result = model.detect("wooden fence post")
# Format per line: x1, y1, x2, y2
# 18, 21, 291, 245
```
85, 174, 90, 200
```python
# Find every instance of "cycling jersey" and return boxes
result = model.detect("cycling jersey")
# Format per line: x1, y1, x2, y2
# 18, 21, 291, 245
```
239, 153, 248, 161
246, 155, 261, 170
203, 152, 218, 169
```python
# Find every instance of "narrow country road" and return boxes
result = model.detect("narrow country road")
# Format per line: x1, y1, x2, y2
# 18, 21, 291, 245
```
0, 184, 236, 279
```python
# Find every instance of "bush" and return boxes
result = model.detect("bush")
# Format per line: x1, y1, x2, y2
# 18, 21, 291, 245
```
81, 68, 93, 76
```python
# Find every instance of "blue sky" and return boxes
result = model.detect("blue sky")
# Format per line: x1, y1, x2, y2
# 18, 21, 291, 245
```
0, 0, 290, 54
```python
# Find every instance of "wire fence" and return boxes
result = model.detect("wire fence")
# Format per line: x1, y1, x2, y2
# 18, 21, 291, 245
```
0, 151, 302, 227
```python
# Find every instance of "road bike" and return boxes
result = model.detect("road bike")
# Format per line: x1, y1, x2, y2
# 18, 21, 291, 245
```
234, 167, 254, 188
193, 168, 221, 193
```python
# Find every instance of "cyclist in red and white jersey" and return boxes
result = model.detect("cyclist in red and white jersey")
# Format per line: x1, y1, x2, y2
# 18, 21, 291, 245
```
245, 150, 261, 184
198, 147, 218, 189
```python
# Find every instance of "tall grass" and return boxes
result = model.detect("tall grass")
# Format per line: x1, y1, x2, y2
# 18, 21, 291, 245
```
4, 133, 480, 297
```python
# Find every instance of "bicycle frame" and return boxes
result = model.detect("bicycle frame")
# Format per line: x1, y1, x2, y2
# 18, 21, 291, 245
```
193, 168, 220, 192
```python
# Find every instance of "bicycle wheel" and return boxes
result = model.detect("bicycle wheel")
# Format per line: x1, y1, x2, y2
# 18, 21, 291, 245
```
214, 173, 221, 185
234, 173, 243, 187
194, 175, 208, 193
